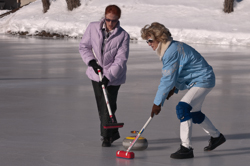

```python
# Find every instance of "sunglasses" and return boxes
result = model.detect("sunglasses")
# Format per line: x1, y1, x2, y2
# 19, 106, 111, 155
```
105, 18, 118, 23
146, 39, 154, 44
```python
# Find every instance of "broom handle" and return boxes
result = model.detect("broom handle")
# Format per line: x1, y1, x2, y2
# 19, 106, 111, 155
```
126, 117, 152, 152
98, 69, 114, 120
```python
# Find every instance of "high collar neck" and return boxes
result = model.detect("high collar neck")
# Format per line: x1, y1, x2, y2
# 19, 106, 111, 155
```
156, 37, 173, 61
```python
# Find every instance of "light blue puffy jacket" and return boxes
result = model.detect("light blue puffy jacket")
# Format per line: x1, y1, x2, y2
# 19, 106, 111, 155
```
79, 19, 130, 85
154, 40, 215, 106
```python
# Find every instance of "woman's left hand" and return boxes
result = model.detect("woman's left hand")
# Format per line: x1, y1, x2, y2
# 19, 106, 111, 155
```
99, 76, 109, 88
166, 87, 176, 100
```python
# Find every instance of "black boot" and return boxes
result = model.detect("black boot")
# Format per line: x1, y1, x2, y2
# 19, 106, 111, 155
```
204, 133, 226, 151
102, 137, 111, 147
170, 145, 194, 159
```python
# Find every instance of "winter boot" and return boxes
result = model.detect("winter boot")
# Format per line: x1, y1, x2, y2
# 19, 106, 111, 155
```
170, 145, 194, 159
102, 137, 111, 147
204, 133, 226, 151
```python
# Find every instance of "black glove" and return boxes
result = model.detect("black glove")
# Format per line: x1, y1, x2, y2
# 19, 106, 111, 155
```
166, 87, 176, 100
151, 104, 161, 117
99, 76, 109, 88
89, 60, 103, 74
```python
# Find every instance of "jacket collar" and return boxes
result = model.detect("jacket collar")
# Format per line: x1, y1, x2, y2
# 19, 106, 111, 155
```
156, 37, 173, 61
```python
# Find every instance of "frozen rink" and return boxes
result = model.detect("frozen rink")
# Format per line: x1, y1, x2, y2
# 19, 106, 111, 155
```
0, 35, 250, 166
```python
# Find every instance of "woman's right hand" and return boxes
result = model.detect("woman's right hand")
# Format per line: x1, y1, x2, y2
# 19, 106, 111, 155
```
151, 104, 161, 117
89, 60, 103, 74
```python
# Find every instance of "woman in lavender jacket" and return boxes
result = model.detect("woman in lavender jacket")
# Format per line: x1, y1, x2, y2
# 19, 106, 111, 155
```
79, 5, 130, 147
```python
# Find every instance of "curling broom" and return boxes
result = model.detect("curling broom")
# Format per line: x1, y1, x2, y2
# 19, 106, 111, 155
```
98, 69, 124, 129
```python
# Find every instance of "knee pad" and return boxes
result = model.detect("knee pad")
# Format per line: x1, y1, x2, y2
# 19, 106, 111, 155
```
191, 111, 205, 124
176, 102, 192, 122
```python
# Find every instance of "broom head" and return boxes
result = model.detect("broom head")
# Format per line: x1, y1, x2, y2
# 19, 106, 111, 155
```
116, 150, 134, 159
103, 122, 124, 129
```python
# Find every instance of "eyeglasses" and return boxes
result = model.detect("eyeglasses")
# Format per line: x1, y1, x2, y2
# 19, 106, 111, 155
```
105, 18, 118, 23
146, 39, 154, 44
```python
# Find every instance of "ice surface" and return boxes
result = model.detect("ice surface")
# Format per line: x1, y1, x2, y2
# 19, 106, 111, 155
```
0, 35, 250, 166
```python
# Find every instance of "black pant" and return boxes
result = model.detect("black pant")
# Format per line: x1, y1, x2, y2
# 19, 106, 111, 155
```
92, 81, 120, 138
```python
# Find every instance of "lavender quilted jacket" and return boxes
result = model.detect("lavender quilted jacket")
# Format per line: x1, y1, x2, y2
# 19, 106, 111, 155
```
79, 19, 130, 86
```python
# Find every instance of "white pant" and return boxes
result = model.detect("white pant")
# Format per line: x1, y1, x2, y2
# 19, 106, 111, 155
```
180, 87, 220, 148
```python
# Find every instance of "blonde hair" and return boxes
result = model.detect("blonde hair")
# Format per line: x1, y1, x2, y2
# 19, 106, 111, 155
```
141, 22, 172, 43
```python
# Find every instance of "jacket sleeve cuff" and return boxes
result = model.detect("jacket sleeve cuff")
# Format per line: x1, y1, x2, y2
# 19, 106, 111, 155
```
154, 93, 167, 106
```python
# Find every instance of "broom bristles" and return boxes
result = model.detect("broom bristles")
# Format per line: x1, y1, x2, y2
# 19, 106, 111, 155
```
103, 123, 124, 129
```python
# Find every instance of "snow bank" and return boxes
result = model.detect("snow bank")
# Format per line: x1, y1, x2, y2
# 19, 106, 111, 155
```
0, 0, 249, 46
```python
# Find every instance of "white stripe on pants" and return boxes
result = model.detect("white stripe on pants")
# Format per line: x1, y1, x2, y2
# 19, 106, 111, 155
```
180, 87, 220, 148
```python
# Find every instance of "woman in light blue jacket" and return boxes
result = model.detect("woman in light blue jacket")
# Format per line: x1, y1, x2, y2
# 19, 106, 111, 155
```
141, 22, 226, 159
79, 5, 129, 147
